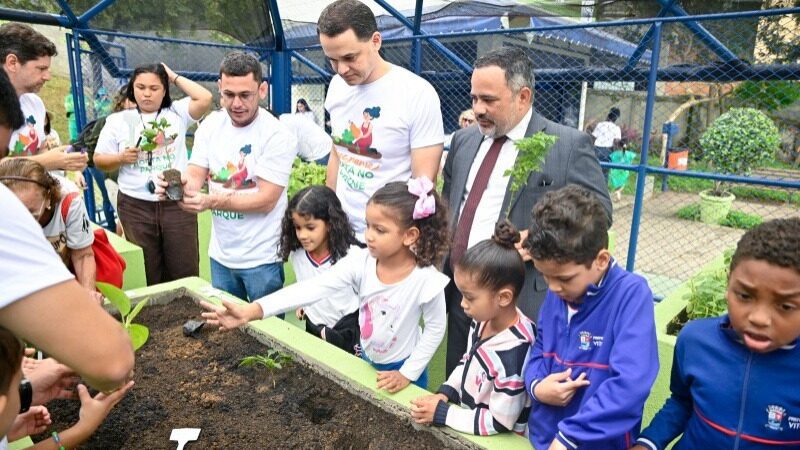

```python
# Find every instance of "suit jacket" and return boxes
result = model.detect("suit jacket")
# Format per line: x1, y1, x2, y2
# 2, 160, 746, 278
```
442, 110, 613, 320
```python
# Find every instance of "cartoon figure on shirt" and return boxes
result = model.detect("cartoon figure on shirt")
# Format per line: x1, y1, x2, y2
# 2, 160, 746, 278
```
332, 106, 382, 159
359, 294, 398, 354
210, 144, 255, 190
12, 115, 39, 156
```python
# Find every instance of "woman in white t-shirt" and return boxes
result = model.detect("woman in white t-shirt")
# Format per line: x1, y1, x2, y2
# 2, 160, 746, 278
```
295, 98, 318, 124
591, 107, 622, 181
0, 158, 101, 302
94, 63, 212, 285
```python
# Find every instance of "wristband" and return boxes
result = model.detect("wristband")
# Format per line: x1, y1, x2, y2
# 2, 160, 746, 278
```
18, 378, 32, 413
52, 431, 66, 450
173, 75, 181, 84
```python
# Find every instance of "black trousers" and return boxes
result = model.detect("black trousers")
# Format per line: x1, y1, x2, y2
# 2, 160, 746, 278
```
443, 259, 472, 377
304, 309, 360, 355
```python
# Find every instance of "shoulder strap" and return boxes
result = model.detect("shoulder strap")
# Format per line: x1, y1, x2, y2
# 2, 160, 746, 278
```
60, 192, 80, 223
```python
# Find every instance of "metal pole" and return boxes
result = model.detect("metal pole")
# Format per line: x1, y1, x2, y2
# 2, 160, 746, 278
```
626, 22, 663, 272
271, 51, 291, 114
411, 0, 423, 75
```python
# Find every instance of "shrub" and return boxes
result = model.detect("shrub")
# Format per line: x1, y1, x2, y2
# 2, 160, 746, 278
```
675, 203, 763, 230
287, 158, 327, 198
699, 108, 780, 195
684, 250, 733, 321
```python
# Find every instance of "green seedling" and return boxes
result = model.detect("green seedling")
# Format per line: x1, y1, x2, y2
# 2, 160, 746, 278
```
140, 117, 178, 154
96, 282, 150, 351
240, 350, 293, 387
503, 132, 558, 216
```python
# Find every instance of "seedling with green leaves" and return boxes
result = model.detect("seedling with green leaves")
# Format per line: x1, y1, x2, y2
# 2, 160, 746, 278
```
139, 117, 177, 153
240, 350, 293, 387
503, 132, 558, 216
96, 282, 150, 351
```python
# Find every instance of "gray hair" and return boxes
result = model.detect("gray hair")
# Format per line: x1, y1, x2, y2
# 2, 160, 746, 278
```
220, 51, 263, 82
474, 47, 534, 95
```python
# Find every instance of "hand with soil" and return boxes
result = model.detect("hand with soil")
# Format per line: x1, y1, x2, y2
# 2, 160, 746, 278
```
533, 368, 590, 407
200, 299, 263, 331
7, 405, 51, 441
410, 393, 448, 424
376, 370, 411, 393
73, 381, 135, 439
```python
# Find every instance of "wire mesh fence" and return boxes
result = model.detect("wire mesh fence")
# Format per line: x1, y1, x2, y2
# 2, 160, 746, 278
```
68, 8, 800, 296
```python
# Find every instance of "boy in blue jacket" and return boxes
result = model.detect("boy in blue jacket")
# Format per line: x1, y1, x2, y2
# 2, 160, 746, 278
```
633, 217, 800, 450
523, 185, 659, 450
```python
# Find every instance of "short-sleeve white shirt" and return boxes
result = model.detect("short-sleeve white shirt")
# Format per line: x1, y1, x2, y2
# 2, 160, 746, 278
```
0, 184, 73, 308
95, 97, 195, 201
189, 108, 297, 268
8, 94, 46, 156
325, 64, 444, 235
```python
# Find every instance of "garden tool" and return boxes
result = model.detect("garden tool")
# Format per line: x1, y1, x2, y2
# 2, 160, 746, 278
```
170, 428, 201, 450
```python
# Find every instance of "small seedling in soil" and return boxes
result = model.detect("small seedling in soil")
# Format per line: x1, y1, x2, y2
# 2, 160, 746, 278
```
239, 350, 293, 388
503, 131, 558, 217
96, 282, 150, 351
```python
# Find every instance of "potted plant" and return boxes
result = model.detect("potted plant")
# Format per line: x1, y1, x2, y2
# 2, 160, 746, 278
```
140, 117, 182, 200
698, 107, 779, 224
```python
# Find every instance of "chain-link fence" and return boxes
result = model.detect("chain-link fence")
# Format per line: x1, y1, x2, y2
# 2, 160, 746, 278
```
68, 7, 800, 297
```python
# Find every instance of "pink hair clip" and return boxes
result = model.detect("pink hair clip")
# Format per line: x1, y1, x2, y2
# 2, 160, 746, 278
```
407, 176, 436, 220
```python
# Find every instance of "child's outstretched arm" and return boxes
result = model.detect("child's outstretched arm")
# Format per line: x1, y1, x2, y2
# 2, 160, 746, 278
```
30, 381, 134, 449
633, 333, 694, 450
200, 298, 264, 330
555, 282, 659, 449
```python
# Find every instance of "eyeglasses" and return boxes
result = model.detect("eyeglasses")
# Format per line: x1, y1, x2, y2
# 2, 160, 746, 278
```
460, 118, 475, 125
31, 199, 49, 220
221, 91, 258, 102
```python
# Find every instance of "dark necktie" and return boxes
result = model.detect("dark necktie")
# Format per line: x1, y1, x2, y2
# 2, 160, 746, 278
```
450, 136, 508, 270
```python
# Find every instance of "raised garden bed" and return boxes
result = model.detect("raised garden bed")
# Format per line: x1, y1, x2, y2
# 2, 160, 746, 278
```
36, 294, 455, 448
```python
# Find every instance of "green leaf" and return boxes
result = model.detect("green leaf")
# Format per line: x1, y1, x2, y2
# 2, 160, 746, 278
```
503, 132, 558, 217
96, 282, 131, 317
128, 323, 150, 351
125, 297, 150, 327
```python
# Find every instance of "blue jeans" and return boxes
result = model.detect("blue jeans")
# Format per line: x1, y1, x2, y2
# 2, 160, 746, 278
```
313, 152, 330, 166
360, 352, 429, 390
210, 259, 285, 318
594, 146, 611, 181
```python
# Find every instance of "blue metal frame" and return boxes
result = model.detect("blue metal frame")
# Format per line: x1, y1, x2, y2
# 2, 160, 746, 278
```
79, 0, 118, 24
625, 22, 663, 272
411, 0, 424, 74
655, 0, 738, 62
289, 51, 332, 80
624, 0, 673, 72
373, 0, 472, 73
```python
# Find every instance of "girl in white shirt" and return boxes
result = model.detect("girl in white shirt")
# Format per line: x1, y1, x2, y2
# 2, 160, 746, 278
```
94, 63, 212, 285
279, 185, 362, 354
203, 177, 450, 393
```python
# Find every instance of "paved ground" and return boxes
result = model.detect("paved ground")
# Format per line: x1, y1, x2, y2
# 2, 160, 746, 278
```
611, 190, 798, 297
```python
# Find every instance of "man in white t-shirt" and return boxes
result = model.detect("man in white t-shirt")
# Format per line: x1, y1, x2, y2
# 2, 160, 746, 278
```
318, 0, 444, 236
0, 23, 87, 172
174, 51, 297, 305
279, 113, 333, 165
591, 107, 622, 181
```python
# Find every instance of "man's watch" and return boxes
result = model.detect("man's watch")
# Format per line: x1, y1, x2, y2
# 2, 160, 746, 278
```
19, 378, 32, 413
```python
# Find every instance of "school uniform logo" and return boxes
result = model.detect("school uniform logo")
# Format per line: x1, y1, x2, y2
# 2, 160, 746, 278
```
766, 405, 786, 431
579, 331, 592, 351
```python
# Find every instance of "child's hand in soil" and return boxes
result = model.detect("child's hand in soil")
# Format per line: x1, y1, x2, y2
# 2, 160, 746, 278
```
410, 393, 448, 424
7, 405, 51, 441
295, 308, 305, 321
76, 380, 134, 433
376, 370, 410, 393
200, 299, 263, 331
533, 368, 590, 407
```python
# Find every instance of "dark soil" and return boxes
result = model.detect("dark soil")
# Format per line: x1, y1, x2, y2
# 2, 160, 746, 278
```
162, 168, 183, 201
666, 306, 690, 336
36, 297, 448, 449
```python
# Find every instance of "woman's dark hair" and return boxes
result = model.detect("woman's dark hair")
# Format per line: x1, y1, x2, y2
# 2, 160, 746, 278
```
0, 326, 23, 395
0, 157, 62, 212
368, 180, 449, 267
364, 106, 381, 119
730, 218, 800, 275
526, 185, 609, 267
126, 64, 172, 110
44, 111, 52, 135
279, 185, 359, 263
457, 220, 525, 300
295, 98, 311, 113
0, 69, 24, 132
608, 107, 620, 122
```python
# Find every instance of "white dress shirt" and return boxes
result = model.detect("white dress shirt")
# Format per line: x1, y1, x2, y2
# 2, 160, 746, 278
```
459, 107, 533, 248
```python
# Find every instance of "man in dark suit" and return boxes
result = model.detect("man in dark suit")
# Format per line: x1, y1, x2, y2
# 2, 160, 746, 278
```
442, 47, 612, 375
